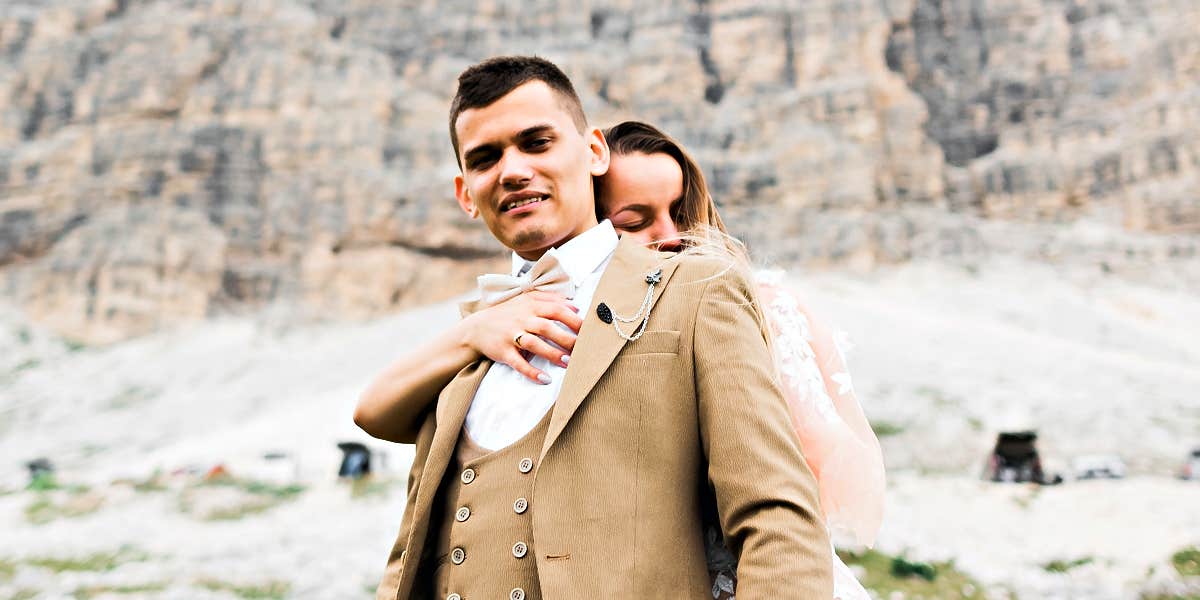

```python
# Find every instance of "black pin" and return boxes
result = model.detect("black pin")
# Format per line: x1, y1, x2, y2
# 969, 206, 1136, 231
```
596, 302, 613, 324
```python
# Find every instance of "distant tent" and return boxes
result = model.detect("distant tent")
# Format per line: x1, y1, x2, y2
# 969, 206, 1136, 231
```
26, 458, 54, 481
984, 431, 1060, 484
337, 442, 372, 479
1182, 447, 1200, 481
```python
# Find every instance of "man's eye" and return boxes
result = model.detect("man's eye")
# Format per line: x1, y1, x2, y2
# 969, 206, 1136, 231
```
526, 138, 551, 150
468, 156, 497, 170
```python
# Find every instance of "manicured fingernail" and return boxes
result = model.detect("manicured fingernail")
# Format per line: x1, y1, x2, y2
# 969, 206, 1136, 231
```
561, 355, 570, 366
537, 373, 552, 384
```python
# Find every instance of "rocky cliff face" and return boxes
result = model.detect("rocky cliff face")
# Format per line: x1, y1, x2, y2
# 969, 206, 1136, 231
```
1, 0, 1196, 342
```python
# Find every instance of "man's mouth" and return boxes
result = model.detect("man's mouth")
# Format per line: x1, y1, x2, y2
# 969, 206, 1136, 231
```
501, 194, 548, 213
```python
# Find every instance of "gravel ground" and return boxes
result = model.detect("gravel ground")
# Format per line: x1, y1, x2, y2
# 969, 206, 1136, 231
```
1, 257, 1197, 599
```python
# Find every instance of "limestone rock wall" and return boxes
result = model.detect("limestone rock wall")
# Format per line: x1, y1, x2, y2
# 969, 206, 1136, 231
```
0, 0, 1195, 342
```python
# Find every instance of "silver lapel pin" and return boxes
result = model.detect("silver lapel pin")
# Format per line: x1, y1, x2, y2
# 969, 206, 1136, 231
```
595, 268, 663, 342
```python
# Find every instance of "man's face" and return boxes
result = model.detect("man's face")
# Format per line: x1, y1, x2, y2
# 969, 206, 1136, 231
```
453, 81, 609, 260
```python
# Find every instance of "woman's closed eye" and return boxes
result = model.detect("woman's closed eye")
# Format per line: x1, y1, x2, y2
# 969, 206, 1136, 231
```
613, 218, 651, 231
610, 208, 653, 231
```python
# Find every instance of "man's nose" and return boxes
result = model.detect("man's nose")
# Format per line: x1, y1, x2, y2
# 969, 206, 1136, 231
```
499, 150, 533, 188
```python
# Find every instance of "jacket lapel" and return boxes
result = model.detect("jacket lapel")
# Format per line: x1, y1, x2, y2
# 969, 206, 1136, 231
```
423, 360, 489, 501
400, 360, 490, 577
539, 237, 678, 460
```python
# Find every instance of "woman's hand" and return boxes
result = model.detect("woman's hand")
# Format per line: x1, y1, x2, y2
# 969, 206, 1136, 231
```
460, 290, 583, 384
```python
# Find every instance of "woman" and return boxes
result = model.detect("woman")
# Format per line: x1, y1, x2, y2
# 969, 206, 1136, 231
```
356, 122, 884, 599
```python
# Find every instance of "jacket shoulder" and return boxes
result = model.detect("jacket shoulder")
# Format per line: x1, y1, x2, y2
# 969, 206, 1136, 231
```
664, 252, 755, 291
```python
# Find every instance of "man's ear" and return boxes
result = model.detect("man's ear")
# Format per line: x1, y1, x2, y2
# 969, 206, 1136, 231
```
587, 127, 610, 177
454, 175, 478, 218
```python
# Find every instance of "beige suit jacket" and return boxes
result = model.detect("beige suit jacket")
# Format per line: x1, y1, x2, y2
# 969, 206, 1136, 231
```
376, 237, 832, 599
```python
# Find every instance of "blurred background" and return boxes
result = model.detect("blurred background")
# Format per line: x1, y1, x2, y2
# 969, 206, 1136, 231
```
1, 0, 1198, 598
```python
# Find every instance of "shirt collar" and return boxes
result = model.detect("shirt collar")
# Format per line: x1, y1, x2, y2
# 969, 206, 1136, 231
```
510, 220, 619, 286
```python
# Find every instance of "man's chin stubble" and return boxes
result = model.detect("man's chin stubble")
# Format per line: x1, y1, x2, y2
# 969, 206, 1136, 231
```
510, 228, 547, 251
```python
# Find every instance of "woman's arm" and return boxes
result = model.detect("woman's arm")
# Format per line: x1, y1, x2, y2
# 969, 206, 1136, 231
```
353, 291, 583, 443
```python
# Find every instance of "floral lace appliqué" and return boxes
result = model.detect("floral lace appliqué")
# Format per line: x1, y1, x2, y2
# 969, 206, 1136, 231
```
764, 284, 844, 425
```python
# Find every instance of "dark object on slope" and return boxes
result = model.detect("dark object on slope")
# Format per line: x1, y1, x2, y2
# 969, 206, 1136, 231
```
337, 442, 372, 479
983, 431, 1061, 484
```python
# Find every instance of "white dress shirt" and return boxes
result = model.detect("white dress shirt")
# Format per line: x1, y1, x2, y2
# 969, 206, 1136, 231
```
463, 220, 619, 451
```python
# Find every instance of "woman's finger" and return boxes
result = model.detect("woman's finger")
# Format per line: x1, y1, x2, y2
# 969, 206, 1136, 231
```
537, 302, 583, 333
518, 330, 570, 368
527, 317, 576, 354
501, 347, 552, 384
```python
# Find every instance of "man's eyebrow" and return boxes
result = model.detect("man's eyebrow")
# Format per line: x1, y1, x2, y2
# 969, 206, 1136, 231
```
517, 124, 556, 139
461, 124, 557, 165
462, 143, 497, 165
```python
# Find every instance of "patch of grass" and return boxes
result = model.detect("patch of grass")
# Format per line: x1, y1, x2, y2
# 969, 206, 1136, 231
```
131, 470, 169, 493
838, 548, 990, 599
202, 474, 305, 498
24, 494, 104, 524
66, 339, 88, 352
1141, 593, 1200, 600
1043, 556, 1094, 573
106, 384, 160, 410
27, 473, 58, 492
13, 358, 40, 372
25, 547, 148, 573
349, 476, 395, 499
180, 475, 306, 521
871, 420, 906, 437
1174, 547, 1200, 577
915, 385, 961, 408
73, 582, 168, 599
10, 589, 38, 600
112, 470, 170, 493
24, 482, 102, 524
196, 578, 290, 599
25, 473, 89, 494
0, 557, 15, 580
237, 481, 305, 499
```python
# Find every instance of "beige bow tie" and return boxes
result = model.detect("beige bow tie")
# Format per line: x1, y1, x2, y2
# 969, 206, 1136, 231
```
460, 252, 574, 316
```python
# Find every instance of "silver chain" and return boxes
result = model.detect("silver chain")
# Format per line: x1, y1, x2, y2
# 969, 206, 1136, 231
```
611, 268, 662, 342
612, 284, 656, 341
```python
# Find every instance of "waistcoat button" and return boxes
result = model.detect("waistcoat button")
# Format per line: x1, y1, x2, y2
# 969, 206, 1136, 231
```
510, 587, 526, 600
447, 594, 461, 600
513, 497, 528, 514
518, 458, 533, 473
512, 541, 528, 558
455, 506, 470, 522
461, 468, 476, 484
451, 547, 466, 565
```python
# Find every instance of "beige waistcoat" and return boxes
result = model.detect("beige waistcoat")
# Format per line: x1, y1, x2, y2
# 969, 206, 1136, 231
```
417, 412, 551, 600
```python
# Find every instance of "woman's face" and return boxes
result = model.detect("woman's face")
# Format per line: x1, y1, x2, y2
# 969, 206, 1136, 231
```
597, 152, 684, 251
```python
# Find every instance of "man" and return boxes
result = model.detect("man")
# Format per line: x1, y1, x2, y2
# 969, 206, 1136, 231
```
374, 56, 832, 599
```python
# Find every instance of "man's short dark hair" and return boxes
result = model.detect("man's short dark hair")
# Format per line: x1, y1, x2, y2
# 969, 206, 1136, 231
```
449, 56, 588, 167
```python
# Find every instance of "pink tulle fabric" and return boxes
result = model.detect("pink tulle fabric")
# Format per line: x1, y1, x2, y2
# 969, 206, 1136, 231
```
757, 272, 886, 548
